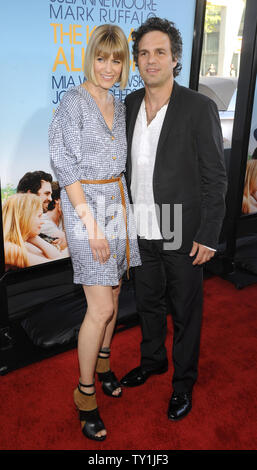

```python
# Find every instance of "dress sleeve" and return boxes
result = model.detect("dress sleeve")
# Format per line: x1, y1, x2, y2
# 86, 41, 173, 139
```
49, 91, 82, 188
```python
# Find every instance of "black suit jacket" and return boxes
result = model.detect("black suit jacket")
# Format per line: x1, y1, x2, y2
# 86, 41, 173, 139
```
125, 80, 227, 252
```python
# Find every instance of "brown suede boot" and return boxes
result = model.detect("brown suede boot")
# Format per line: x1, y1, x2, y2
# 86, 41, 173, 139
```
73, 382, 106, 441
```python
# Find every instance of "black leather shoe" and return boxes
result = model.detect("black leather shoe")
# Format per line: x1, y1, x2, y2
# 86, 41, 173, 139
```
120, 361, 168, 387
167, 391, 192, 421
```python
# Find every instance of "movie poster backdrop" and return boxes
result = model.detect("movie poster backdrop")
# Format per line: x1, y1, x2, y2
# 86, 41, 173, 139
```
1, 0, 196, 271
241, 80, 257, 215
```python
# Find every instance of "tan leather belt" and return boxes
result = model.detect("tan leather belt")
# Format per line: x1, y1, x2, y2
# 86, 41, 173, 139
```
80, 175, 130, 278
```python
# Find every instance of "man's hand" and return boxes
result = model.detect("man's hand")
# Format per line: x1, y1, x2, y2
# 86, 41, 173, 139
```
190, 241, 215, 265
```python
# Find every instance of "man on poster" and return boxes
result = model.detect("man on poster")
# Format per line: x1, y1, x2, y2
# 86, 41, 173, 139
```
17, 171, 53, 213
121, 17, 227, 420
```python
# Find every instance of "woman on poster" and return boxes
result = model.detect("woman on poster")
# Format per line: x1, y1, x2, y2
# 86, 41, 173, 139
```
242, 159, 257, 214
49, 24, 141, 441
3, 193, 69, 268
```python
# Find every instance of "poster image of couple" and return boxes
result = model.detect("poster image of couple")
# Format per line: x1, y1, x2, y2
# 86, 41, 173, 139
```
2, 171, 69, 271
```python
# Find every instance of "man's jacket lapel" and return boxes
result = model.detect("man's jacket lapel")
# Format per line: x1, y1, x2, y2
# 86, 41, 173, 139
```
154, 80, 180, 173
126, 89, 145, 184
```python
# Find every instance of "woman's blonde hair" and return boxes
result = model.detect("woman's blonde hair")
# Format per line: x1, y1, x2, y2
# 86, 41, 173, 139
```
242, 159, 257, 214
84, 24, 130, 90
2, 193, 42, 268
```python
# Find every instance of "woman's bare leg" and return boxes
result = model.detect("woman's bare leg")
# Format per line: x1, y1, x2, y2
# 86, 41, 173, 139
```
78, 284, 114, 438
100, 279, 122, 396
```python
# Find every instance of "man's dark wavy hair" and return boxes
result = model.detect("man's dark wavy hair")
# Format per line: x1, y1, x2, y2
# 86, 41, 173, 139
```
132, 17, 183, 78
17, 171, 52, 195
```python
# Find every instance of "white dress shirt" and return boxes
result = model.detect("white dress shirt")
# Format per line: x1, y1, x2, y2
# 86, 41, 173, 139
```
131, 99, 168, 239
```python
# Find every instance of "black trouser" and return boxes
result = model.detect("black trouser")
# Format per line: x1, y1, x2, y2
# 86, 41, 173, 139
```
134, 238, 203, 393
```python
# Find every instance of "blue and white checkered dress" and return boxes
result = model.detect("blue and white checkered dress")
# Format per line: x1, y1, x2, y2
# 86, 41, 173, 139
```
49, 85, 141, 286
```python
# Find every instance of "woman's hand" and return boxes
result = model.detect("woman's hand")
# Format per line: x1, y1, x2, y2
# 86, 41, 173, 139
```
65, 182, 111, 263
89, 227, 110, 264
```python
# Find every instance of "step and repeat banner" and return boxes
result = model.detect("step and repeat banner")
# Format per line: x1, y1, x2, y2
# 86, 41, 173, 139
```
1, 0, 196, 272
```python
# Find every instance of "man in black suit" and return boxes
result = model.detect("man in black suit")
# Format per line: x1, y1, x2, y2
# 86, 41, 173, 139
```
121, 18, 227, 421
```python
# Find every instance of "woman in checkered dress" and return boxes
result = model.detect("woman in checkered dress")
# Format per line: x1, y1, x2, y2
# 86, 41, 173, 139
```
49, 25, 141, 441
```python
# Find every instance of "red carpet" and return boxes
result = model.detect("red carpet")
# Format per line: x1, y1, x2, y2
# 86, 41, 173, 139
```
0, 276, 257, 450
